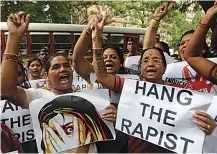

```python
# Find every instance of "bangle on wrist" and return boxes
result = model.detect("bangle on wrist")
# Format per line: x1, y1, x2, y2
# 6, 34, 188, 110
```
149, 19, 160, 29
84, 27, 91, 35
2, 53, 19, 62
198, 21, 209, 29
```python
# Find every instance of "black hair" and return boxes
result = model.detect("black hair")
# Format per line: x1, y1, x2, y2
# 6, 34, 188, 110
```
38, 95, 113, 152
103, 45, 125, 65
56, 50, 68, 54
158, 41, 170, 56
180, 30, 195, 43
40, 47, 49, 53
17, 61, 31, 89
179, 30, 210, 58
45, 53, 70, 73
127, 37, 136, 43
140, 47, 167, 69
27, 57, 43, 68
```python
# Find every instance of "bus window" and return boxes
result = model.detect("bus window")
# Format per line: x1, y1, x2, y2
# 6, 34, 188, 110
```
74, 33, 81, 44
74, 33, 92, 57
139, 34, 144, 51
102, 34, 108, 48
5, 33, 27, 55
139, 35, 144, 45
110, 34, 124, 51
53, 33, 71, 52
30, 32, 50, 55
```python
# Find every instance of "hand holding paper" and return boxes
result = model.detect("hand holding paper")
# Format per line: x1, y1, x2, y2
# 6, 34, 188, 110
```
193, 110, 216, 135
102, 105, 117, 122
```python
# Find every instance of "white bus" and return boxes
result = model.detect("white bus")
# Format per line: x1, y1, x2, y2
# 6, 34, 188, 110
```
1, 22, 148, 61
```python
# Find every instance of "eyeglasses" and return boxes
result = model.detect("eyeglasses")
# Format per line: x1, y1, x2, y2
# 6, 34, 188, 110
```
141, 59, 163, 65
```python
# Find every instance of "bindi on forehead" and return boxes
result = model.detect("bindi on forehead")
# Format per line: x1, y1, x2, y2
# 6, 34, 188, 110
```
144, 53, 160, 58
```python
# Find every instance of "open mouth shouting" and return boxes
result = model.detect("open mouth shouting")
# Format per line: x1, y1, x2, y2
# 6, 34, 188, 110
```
59, 74, 70, 84
105, 63, 114, 70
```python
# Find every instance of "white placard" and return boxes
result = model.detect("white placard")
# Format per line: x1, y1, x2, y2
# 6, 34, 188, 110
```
29, 89, 116, 153
124, 56, 140, 71
116, 79, 214, 153
163, 58, 217, 95
1, 100, 35, 143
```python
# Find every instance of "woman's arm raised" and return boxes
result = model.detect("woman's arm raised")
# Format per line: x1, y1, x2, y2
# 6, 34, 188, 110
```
143, 3, 173, 49
184, 1, 217, 83
91, 12, 124, 92
73, 18, 95, 83
1, 12, 30, 106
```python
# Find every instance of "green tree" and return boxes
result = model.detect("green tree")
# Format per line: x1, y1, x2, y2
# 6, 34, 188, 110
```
1, 1, 46, 22
43, 1, 71, 23
1, 1, 71, 23
68, 1, 98, 24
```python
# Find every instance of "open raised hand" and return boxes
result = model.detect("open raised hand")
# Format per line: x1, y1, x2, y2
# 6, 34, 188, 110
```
91, 11, 107, 41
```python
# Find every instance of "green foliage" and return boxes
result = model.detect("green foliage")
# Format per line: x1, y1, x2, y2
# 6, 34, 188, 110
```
1, 1, 71, 23
163, 4, 203, 49
0, 0, 206, 50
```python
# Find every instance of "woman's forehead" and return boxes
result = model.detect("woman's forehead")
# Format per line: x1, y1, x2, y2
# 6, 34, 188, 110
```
181, 33, 193, 42
50, 56, 68, 65
30, 60, 40, 65
143, 49, 162, 59
103, 48, 118, 55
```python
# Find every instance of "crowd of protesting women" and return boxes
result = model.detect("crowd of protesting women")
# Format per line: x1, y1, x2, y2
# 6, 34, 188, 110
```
1, 1, 217, 153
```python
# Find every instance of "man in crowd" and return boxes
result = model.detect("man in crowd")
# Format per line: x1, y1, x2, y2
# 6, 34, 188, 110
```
125, 37, 138, 57
39, 47, 49, 67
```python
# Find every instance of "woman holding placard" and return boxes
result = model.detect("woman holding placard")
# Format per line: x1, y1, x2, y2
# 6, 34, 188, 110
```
91, 2, 216, 153
1, 11, 117, 153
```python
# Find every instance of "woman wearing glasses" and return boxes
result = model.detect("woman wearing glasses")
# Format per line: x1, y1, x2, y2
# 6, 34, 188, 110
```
91, 3, 216, 153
